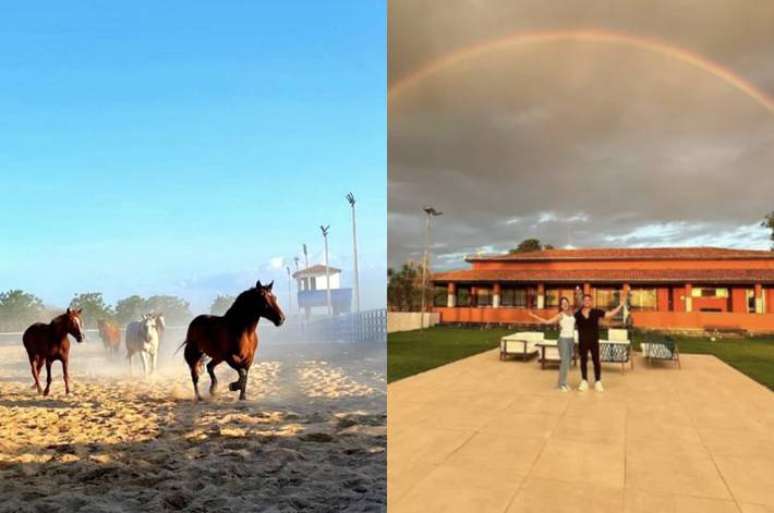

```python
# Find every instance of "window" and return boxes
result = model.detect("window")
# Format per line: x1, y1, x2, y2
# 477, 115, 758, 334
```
746, 289, 756, 313
692, 287, 729, 298
501, 287, 528, 307
433, 286, 448, 307
544, 289, 559, 308
477, 287, 492, 307
629, 288, 657, 311
457, 287, 470, 307
595, 288, 620, 309
526, 287, 537, 309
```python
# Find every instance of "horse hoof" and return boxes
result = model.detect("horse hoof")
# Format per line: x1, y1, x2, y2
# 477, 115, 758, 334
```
228, 382, 240, 392
43, 390, 50, 397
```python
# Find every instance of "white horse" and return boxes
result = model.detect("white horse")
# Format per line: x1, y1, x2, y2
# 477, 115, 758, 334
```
125, 314, 160, 376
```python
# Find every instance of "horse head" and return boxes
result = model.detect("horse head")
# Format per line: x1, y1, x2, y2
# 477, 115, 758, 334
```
154, 313, 166, 331
256, 280, 285, 327
140, 314, 157, 343
66, 308, 85, 343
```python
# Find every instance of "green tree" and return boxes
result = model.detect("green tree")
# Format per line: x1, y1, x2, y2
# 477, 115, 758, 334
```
387, 262, 426, 311
0, 289, 45, 332
210, 294, 236, 316
509, 239, 552, 254
763, 211, 774, 250
145, 295, 191, 325
115, 295, 147, 325
69, 292, 113, 329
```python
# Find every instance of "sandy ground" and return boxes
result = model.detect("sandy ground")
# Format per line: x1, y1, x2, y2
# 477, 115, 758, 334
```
0, 338, 386, 513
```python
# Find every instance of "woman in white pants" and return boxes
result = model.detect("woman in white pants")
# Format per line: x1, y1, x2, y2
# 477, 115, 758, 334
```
529, 296, 576, 392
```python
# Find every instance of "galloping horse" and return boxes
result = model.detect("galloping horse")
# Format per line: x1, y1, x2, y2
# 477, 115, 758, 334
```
125, 314, 160, 376
97, 319, 121, 357
180, 281, 285, 401
23, 308, 84, 395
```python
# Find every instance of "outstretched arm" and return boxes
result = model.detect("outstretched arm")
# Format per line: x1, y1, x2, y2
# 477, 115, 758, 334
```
604, 292, 628, 319
528, 311, 562, 325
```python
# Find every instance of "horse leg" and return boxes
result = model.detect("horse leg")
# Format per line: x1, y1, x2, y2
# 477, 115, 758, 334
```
43, 360, 52, 396
184, 344, 204, 402
238, 367, 249, 401
227, 365, 249, 400
62, 358, 71, 395
207, 359, 221, 396
30, 356, 43, 394
140, 352, 148, 377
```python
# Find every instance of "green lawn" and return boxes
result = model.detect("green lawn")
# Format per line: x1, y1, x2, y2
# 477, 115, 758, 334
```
388, 326, 774, 390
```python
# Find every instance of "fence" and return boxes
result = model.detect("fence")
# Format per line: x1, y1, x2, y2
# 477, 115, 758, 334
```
273, 309, 386, 344
0, 309, 387, 347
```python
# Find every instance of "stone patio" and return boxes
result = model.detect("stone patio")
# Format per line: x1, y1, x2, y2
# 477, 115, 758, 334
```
388, 349, 774, 513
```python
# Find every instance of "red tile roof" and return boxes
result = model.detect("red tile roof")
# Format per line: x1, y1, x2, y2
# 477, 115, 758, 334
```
466, 247, 774, 262
432, 268, 774, 284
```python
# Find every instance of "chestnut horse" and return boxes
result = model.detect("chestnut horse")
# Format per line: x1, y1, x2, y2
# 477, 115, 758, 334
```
180, 281, 285, 401
97, 319, 121, 357
23, 308, 84, 395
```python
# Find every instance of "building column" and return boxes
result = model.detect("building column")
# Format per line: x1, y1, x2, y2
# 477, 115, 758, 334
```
447, 282, 456, 308
622, 283, 631, 322
493, 283, 501, 308
755, 283, 764, 314
685, 283, 693, 313
537, 283, 545, 309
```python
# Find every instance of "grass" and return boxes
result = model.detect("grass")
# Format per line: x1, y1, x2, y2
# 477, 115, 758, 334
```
388, 325, 774, 390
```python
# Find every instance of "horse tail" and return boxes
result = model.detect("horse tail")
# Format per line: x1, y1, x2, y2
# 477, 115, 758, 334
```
174, 340, 188, 355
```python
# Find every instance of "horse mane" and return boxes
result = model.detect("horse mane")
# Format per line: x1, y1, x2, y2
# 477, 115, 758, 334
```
50, 312, 71, 338
224, 288, 264, 330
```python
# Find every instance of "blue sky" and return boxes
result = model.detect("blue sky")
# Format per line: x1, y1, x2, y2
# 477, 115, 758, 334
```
0, 2, 385, 310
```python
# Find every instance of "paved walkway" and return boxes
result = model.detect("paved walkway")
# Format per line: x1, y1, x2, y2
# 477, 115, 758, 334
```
388, 349, 774, 513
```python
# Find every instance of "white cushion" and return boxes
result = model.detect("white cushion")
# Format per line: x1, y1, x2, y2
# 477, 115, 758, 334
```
542, 346, 561, 361
608, 329, 629, 342
500, 338, 538, 354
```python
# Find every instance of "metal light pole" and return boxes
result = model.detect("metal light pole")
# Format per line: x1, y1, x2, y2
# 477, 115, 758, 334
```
320, 225, 333, 317
346, 192, 360, 313
303, 244, 309, 269
420, 206, 443, 329
286, 266, 292, 317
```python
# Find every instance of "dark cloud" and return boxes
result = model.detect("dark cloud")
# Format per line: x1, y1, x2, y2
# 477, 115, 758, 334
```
388, 0, 774, 269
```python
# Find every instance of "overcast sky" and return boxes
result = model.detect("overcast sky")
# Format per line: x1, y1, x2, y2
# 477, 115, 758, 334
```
388, 0, 774, 270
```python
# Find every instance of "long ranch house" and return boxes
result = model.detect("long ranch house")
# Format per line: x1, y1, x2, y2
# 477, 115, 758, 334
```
431, 247, 774, 333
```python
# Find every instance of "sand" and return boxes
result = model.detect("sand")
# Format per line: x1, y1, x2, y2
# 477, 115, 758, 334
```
0, 338, 386, 513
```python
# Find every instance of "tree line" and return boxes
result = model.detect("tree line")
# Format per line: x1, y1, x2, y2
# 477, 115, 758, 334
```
0, 290, 192, 332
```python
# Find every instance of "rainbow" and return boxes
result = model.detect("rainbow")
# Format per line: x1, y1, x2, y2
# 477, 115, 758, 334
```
388, 29, 774, 114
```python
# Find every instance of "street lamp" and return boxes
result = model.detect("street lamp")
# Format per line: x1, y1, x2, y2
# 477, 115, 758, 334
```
420, 206, 443, 329
286, 266, 292, 317
302, 244, 309, 269
320, 225, 333, 317
346, 192, 360, 313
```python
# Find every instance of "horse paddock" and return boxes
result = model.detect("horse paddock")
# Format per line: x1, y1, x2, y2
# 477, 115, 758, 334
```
0, 340, 386, 513
388, 349, 774, 513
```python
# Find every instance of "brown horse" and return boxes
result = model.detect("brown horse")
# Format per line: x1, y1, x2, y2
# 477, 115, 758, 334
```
23, 308, 84, 395
180, 281, 285, 401
97, 319, 121, 357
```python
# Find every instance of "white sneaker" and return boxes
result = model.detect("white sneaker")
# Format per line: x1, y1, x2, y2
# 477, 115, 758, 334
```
578, 380, 589, 391
560, 385, 570, 392
594, 381, 604, 392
